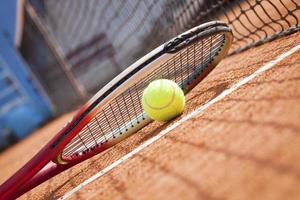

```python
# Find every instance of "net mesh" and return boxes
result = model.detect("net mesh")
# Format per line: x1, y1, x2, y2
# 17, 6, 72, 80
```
62, 32, 226, 157
28, 0, 300, 93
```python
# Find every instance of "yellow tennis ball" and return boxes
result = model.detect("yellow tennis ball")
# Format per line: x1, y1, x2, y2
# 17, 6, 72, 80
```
142, 79, 185, 122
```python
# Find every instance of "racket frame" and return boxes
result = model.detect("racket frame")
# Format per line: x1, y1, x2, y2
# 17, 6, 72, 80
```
0, 21, 232, 200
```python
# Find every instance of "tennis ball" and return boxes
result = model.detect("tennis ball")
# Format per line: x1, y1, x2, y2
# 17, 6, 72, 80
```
142, 79, 185, 122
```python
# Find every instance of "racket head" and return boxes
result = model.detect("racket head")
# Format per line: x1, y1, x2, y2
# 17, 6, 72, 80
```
0, 21, 233, 200
50, 21, 233, 163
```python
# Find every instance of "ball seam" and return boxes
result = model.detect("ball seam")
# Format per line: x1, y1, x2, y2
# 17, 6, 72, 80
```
143, 84, 176, 110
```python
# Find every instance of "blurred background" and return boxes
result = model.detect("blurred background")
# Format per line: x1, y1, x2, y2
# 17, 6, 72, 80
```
0, 0, 299, 151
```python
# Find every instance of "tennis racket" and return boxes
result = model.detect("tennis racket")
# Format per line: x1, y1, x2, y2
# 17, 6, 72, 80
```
0, 21, 232, 200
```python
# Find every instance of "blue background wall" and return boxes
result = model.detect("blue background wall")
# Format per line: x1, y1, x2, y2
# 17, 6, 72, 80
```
0, 0, 51, 143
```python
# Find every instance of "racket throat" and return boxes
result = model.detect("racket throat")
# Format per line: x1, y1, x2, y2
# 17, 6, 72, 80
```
53, 153, 68, 165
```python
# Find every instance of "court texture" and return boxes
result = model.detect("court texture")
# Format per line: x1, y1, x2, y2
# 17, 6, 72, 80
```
0, 0, 300, 199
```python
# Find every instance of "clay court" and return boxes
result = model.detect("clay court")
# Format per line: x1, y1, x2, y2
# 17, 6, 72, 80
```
0, 0, 300, 200
0, 30, 299, 199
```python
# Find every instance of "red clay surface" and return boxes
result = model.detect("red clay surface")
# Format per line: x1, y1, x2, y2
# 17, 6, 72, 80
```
0, 31, 300, 200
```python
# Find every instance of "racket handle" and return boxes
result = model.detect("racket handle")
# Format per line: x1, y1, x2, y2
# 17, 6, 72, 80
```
9, 162, 76, 199
0, 147, 51, 200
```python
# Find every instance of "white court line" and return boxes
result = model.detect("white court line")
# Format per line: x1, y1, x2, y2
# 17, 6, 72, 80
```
59, 44, 300, 200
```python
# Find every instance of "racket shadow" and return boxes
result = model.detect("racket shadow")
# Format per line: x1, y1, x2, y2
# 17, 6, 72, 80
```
140, 81, 230, 143
139, 121, 170, 144
41, 168, 90, 200
41, 122, 170, 199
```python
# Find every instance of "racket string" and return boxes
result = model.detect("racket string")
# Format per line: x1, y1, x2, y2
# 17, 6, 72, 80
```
63, 33, 226, 157
63, 36, 223, 155
63, 35, 224, 156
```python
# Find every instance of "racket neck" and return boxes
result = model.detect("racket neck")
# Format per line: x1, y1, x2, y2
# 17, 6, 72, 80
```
0, 145, 54, 199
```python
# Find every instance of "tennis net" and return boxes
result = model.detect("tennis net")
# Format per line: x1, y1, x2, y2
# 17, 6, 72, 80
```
27, 0, 299, 93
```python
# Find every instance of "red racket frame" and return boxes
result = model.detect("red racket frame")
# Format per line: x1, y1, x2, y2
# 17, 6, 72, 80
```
0, 21, 233, 200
